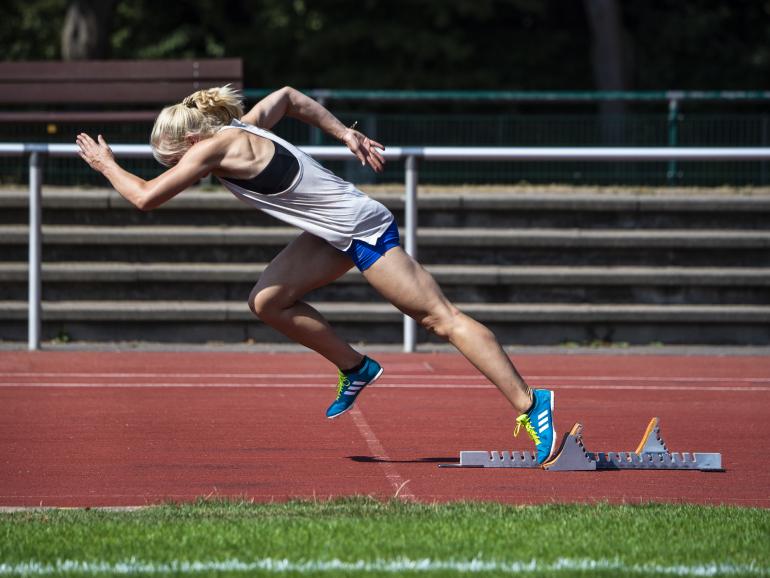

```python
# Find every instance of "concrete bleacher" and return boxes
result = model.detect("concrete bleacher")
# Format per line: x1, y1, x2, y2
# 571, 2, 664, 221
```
1, 187, 769, 345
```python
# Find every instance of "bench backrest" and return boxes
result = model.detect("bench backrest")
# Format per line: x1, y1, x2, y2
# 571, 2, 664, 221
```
0, 59, 243, 105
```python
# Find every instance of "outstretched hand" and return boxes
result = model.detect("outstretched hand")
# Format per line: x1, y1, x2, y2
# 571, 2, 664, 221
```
76, 133, 116, 174
341, 128, 385, 173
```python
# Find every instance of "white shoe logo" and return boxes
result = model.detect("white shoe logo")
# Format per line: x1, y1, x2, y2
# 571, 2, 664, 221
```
537, 410, 550, 434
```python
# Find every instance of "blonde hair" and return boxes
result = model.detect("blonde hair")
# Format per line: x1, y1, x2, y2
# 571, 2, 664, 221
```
150, 85, 244, 166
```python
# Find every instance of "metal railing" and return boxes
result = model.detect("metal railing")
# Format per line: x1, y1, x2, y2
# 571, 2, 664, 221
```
244, 90, 770, 182
6, 112, 770, 186
4, 142, 770, 352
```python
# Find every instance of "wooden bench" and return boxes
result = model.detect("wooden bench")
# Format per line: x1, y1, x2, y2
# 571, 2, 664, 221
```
0, 58, 243, 124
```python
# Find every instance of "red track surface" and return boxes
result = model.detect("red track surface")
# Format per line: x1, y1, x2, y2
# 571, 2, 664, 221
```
1, 351, 768, 507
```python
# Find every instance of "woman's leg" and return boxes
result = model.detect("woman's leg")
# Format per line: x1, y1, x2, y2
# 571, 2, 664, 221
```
363, 246, 533, 414
249, 232, 362, 370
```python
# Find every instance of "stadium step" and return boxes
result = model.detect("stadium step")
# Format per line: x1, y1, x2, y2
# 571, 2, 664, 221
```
3, 188, 770, 229
2, 300, 768, 322
2, 225, 769, 267
2, 262, 769, 285
1, 300, 769, 344
4, 224, 770, 246
1, 263, 768, 305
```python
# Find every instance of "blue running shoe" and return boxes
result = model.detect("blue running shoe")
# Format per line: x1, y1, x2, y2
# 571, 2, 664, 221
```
325, 356, 383, 419
514, 389, 556, 464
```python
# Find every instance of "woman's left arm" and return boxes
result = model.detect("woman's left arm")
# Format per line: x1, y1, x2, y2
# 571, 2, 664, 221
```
76, 133, 223, 211
242, 86, 385, 173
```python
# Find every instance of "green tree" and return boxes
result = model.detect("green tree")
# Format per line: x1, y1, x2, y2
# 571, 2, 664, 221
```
1, 0, 67, 59
62, 0, 116, 59
1, 0, 769, 90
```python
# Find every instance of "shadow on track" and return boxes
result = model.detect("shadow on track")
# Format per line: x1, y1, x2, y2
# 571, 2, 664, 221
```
347, 455, 459, 464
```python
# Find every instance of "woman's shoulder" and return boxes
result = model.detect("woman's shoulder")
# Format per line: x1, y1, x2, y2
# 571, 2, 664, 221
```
177, 131, 237, 167
234, 118, 280, 137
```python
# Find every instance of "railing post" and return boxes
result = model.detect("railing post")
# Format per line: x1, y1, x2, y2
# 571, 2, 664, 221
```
28, 151, 43, 351
762, 116, 769, 185
667, 98, 680, 184
403, 155, 418, 353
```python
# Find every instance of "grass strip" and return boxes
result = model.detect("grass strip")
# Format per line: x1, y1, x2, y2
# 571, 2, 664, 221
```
1, 498, 768, 577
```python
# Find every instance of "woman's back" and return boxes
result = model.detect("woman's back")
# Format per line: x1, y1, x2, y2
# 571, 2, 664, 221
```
215, 119, 393, 252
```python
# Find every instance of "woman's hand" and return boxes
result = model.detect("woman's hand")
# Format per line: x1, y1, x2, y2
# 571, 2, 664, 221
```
342, 128, 385, 173
76, 133, 116, 174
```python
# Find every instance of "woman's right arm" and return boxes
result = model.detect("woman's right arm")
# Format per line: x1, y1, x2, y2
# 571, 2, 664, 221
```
76, 133, 224, 211
241, 86, 385, 172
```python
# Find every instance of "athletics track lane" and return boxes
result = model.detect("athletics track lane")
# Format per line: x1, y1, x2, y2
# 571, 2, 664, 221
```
0, 352, 768, 507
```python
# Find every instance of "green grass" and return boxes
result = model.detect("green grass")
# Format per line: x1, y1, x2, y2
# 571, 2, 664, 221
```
1, 498, 768, 577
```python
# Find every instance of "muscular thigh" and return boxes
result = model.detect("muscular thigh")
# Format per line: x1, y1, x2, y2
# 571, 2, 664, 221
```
362, 246, 454, 319
252, 232, 354, 307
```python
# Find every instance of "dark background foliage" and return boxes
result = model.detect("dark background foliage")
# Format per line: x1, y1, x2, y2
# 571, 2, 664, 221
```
2, 0, 768, 90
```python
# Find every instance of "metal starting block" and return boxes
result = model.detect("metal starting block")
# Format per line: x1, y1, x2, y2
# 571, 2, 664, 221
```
441, 417, 723, 472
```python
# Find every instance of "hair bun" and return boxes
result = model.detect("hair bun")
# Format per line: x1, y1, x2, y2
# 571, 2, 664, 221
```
182, 85, 243, 123
196, 88, 226, 112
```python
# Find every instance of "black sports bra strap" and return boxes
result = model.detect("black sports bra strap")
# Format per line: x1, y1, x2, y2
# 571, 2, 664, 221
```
221, 142, 300, 195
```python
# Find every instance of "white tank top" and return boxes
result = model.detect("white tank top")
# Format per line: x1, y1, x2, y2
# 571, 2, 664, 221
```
216, 119, 394, 251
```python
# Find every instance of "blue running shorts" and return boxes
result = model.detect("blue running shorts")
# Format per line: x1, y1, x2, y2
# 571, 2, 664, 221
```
344, 220, 401, 272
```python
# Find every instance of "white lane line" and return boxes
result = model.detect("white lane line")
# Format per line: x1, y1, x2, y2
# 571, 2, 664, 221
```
535, 376, 770, 383
0, 382, 767, 392
2, 372, 770, 383
0, 372, 335, 379
0, 557, 764, 576
0, 506, 148, 512
349, 407, 415, 501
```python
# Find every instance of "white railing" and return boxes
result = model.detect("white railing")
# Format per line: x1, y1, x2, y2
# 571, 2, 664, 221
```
4, 143, 770, 352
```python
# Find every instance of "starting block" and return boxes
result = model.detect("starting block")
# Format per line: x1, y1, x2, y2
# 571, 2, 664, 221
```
440, 417, 723, 472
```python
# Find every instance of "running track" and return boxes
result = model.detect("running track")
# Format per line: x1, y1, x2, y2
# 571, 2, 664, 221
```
1, 351, 768, 508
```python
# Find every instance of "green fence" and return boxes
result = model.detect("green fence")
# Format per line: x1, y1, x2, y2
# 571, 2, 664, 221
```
2, 89, 769, 187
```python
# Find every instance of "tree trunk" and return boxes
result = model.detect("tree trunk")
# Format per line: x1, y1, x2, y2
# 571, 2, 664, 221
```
582, 0, 629, 144
61, 0, 115, 60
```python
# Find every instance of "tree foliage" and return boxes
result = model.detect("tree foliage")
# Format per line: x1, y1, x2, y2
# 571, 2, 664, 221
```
2, 0, 769, 89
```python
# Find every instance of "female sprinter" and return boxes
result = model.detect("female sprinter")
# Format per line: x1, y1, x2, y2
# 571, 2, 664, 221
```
76, 86, 557, 463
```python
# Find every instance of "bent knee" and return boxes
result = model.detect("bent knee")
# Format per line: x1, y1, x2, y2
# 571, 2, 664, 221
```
419, 304, 462, 339
248, 286, 267, 318
249, 285, 294, 320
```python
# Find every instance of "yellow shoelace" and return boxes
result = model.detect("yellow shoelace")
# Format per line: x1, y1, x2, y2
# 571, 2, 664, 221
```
336, 370, 350, 400
514, 413, 541, 445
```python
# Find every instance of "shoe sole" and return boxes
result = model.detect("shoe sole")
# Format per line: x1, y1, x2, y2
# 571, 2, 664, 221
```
545, 390, 557, 462
326, 366, 385, 420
